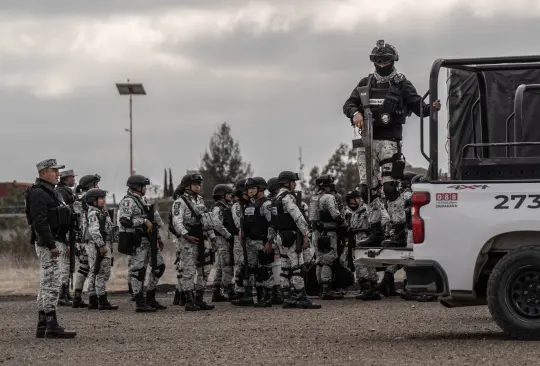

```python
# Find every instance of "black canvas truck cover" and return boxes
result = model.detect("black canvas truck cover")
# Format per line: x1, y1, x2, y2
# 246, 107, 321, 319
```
447, 69, 540, 179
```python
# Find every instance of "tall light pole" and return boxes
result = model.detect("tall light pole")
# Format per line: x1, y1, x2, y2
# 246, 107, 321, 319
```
116, 79, 146, 176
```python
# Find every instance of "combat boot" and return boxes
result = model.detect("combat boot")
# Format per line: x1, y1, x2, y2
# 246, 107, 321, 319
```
87, 294, 99, 310
57, 284, 73, 307
44, 311, 76, 339
36, 311, 46, 338
173, 289, 186, 306
134, 292, 156, 313
254, 287, 272, 308
378, 271, 399, 297
211, 286, 228, 302
355, 280, 381, 301
333, 288, 345, 300
320, 284, 335, 300
225, 284, 237, 301
194, 290, 215, 310
146, 289, 167, 310
231, 286, 254, 306
294, 289, 322, 309
98, 294, 119, 310
281, 287, 296, 308
357, 223, 384, 247
185, 291, 201, 311
271, 286, 283, 305
71, 290, 87, 308
255, 286, 264, 303
381, 223, 407, 248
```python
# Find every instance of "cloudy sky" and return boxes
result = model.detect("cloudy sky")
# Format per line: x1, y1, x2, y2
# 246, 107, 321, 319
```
1, 0, 539, 199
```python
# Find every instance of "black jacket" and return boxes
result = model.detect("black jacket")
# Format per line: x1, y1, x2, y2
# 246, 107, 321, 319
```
55, 182, 76, 205
27, 179, 69, 249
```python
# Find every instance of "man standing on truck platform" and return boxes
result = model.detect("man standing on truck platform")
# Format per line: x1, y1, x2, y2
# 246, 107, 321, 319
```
342, 40, 441, 247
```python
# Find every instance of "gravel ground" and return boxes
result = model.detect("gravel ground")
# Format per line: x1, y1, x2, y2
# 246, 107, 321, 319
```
0, 294, 537, 366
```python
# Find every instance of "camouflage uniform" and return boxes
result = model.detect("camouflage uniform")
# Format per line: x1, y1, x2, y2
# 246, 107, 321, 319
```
35, 242, 65, 313
71, 195, 90, 296
211, 204, 234, 290
174, 238, 183, 293
86, 206, 114, 298
232, 201, 246, 295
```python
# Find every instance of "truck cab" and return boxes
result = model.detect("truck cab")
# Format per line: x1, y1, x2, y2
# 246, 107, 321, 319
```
356, 55, 540, 340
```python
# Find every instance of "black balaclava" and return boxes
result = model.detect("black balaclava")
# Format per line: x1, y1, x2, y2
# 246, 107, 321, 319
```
375, 62, 395, 76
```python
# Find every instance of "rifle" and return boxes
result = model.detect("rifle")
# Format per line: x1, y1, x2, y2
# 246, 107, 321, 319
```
68, 210, 79, 290
239, 201, 250, 286
295, 191, 303, 254
352, 78, 374, 205
147, 204, 158, 272
180, 196, 206, 271
346, 228, 355, 272
107, 208, 116, 267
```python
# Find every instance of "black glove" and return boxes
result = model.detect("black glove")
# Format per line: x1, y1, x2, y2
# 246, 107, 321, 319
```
383, 86, 402, 113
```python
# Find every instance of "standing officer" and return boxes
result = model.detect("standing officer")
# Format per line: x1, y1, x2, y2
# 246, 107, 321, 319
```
25, 159, 76, 338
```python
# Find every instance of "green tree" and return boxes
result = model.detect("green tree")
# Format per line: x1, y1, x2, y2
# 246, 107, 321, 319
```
309, 143, 359, 194
168, 167, 174, 196
199, 122, 253, 200
163, 169, 168, 197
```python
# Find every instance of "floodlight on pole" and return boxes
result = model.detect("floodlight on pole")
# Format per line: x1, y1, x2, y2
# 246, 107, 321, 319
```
116, 79, 146, 176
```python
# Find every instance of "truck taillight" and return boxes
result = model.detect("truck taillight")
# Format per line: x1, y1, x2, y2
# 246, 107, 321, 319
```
412, 192, 430, 244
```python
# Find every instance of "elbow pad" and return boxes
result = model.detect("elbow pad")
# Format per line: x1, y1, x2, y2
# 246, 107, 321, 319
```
119, 217, 133, 228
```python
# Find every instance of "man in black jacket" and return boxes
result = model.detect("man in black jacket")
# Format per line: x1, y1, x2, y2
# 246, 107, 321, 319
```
26, 159, 76, 339
343, 40, 441, 248
55, 169, 77, 306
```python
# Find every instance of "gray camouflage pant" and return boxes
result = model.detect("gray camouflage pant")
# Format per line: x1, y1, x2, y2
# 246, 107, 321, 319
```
129, 239, 165, 295
73, 242, 90, 290
248, 239, 274, 289
87, 243, 113, 296
353, 232, 378, 284
357, 140, 406, 224
35, 242, 64, 313
212, 236, 233, 288
312, 231, 338, 285
277, 232, 305, 291
232, 236, 245, 293
179, 238, 210, 292
174, 239, 183, 292
60, 250, 70, 286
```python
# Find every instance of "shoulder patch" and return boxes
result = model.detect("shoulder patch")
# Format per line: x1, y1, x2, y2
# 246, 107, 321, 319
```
393, 73, 406, 84
122, 200, 131, 207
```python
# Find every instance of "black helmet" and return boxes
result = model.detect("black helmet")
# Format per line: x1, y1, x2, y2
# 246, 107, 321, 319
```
315, 174, 334, 187
212, 184, 233, 198
370, 39, 399, 64
79, 174, 101, 190
234, 178, 248, 194
245, 177, 267, 189
172, 184, 185, 200
126, 174, 150, 190
180, 173, 203, 188
346, 190, 361, 201
277, 171, 299, 184
85, 188, 107, 205
267, 177, 280, 192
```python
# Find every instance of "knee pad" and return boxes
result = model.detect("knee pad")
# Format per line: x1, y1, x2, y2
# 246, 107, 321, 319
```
155, 263, 166, 278
135, 268, 146, 282
256, 267, 271, 282
383, 181, 399, 201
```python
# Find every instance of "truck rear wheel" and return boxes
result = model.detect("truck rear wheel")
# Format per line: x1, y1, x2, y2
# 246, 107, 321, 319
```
487, 246, 540, 340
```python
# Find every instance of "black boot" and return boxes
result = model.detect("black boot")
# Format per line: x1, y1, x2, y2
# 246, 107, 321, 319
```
173, 289, 186, 306
57, 284, 73, 307
320, 284, 335, 300
357, 223, 384, 247
225, 284, 237, 301
381, 223, 407, 248
185, 291, 201, 311
44, 311, 76, 338
36, 311, 46, 338
194, 290, 215, 310
211, 286, 228, 302
256, 286, 264, 303
271, 286, 283, 305
98, 294, 119, 310
378, 271, 399, 297
71, 290, 87, 308
146, 289, 167, 310
333, 288, 345, 300
355, 280, 381, 301
87, 294, 99, 310
294, 289, 322, 309
281, 287, 296, 308
231, 286, 254, 306
254, 287, 272, 308
134, 292, 156, 313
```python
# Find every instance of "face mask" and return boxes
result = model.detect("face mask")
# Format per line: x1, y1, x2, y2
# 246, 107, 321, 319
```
375, 63, 394, 76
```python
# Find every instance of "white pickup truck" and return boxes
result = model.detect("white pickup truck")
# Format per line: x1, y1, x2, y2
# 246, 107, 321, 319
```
356, 55, 540, 340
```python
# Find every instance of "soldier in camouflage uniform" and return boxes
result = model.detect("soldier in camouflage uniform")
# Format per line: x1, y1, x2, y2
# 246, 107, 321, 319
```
70, 174, 101, 308
84, 189, 118, 310
266, 177, 283, 305
55, 169, 77, 306
308, 175, 347, 300
118, 174, 166, 313
343, 40, 440, 247
231, 178, 250, 300
210, 184, 236, 302
271, 171, 321, 309
26, 159, 76, 338
171, 173, 230, 311
170, 185, 187, 306
345, 190, 381, 300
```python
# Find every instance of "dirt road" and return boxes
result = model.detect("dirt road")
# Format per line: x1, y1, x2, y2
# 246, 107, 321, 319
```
0, 294, 537, 365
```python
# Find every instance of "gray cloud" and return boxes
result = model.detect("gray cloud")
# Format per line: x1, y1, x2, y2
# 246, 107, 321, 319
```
1, 1, 540, 198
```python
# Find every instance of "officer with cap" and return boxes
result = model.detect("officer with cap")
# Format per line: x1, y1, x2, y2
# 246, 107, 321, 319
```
271, 171, 321, 309
343, 40, 441, 248
71, 173, 101, 309
26, 159, 76, 338
55, 169, 77, 307
231, 178, 250, 300
118, 174, 166, 312
308, 174, 347, 300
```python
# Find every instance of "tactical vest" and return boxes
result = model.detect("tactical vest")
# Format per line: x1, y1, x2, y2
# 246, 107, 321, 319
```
95, 209, 108, 242
368, 77, 406, 129
25, 184, 72, 232
271, 192, 296, 231
214, 201, 238, 236
244, 198, 269, 240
